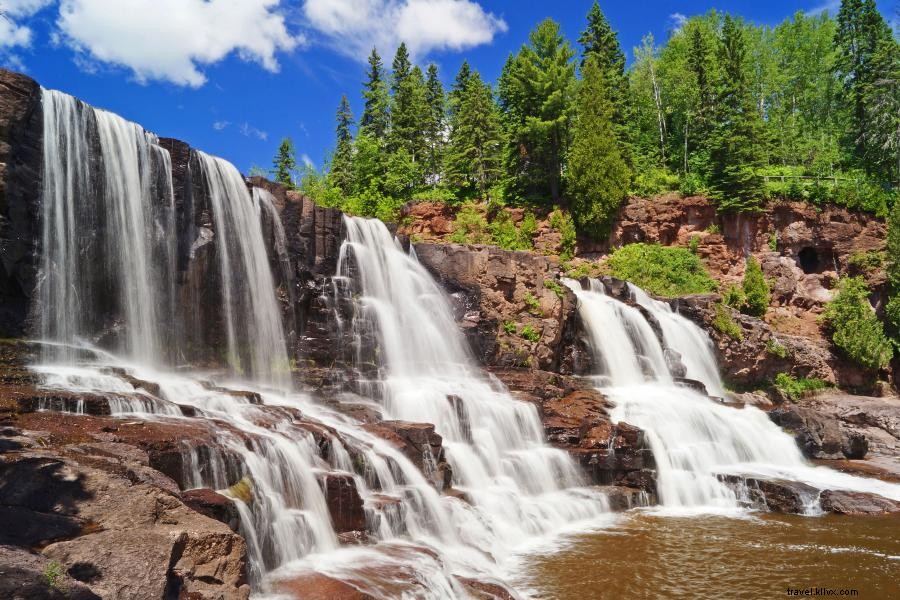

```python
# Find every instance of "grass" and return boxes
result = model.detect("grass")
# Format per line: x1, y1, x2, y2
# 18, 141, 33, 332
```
520, 325, 540, 342
606, 243, 718, 297
773, 373, 830, 401
712, 304, 743, 340
766, 338, 789, 359
44, 561, 64, 589
544, 279, 565, 300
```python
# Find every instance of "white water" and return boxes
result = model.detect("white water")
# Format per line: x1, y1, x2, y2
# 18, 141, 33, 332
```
565, 278, 900, 512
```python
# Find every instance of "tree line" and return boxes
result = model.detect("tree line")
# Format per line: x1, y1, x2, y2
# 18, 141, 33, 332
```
271, 0, 899, 240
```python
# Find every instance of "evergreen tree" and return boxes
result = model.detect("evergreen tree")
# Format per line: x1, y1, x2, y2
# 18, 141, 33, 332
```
741, 256, 771, 316
361, 47, 390, 141
564, 55, 631, 240
329, 95, 355, 195
272, 137, 297, 188
834, 0, 896, 173
391, 42, 412, 94
424, 64, 446, 185
389, 64, 429, 169
446, 72, 504, 200
863, 35, 900, 181
449, 60, 472, 118
708, 16, 766, 211
498, 19, 577, 203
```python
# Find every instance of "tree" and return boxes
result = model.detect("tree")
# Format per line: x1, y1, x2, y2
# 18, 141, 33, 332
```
708, 15, 766, 211
564, 56, 631, 240
498, 19, 577, 203
446, 72, 504, 200
741, 256, 770, 316
863, 35, 900, 182
272, 137, 297, 188
887, 197, 900, 342
360, 47, 390, 141
391, 42, 412, 94
834, 0, 896, 173
424, 63, 446, 185
630, 34, 667, 164
449, 60, 472, 119
329, 95, 355, 194
823, 276, 893, 370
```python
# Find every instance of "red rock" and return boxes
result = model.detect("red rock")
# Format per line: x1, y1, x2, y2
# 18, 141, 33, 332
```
820, 490, 900, 515
275, 573, 375, 600
319, 473, 366, 533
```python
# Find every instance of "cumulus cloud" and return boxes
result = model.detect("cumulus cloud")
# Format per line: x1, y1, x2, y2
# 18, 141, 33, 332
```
302, 0, 507, 61
54, 0, 304, 87
668, 12, 688, 33
0, 0, 53, 68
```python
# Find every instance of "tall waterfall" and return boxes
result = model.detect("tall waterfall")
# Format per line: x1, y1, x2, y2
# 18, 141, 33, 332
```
565, 278, 900, 511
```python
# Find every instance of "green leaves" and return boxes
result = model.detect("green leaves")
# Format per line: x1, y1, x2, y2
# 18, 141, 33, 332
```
606, 243, 718, 297
741, 256, 771, 317
823, 276, 893, 370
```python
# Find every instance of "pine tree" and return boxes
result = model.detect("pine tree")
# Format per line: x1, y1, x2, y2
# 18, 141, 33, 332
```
389, 64, 429, 168
863, 35, 900, 182
272, 137, 297, 188
361, 47, 390, 141
449, 60, 472, 118
329, 95, 355, 195
424, 64, 446, 186
741, 256, 770, 316
564, 56, 631, 240
834, 0, 896, 173
446, 72, 504, 200
391, 42, 412, 94
498, 19, 577, 203
709, 15, 766, 211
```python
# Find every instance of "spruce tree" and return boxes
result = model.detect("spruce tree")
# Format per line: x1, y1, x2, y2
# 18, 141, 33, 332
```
272, 137, 297, 188
449, 60, 472, 118
361, 47, 390, 141
330, 95, 355, 195
446, 72, 504, 200
424, 64, 446, 185
741, 256, 771, 316
564, 56, 631, 240
498, 19, 577, 203
709, 15, 766, 211
391, 42, 412, 94
390, 64, 429, 167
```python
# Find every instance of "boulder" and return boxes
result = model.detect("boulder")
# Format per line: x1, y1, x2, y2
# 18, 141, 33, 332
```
769, 405, 846, 459
819, 490, 900, 515
319, 473, 366, 534
363, 421, 452, 490
182, 488, 241, 532
719, 475, 820, 514
0, 545, 101, 600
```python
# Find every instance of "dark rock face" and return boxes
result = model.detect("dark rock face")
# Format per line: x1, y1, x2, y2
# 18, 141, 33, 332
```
183, 488, 242, 532
719, 475, 820, 514
769, 405, 849, 459
319, 473, 366, 534
819, 490, 900, 515
0, 69, 42, 338
363, 421, 452, 491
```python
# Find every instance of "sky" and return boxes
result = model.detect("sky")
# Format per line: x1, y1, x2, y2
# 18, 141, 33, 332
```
2, 0, 897, 174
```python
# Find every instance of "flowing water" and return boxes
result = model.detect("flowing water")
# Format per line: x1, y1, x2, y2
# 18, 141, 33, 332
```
563, 278, 900, 512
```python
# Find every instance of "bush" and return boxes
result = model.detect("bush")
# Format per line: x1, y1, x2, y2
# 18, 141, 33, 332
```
549, 208, 577, 260
523, 292, 542, 316
449, 203, 490, 244
741, 256, 771, 317
847, 250, 885, 272
774, 373, 829, 401
822, 277, 893, 370
766, 338, 789, 358
713, 303, 743, 340
544, 279, 565, 299
520, 324, 541, 342
705, 223, 721, 234
632, 166, 680, 197
689, 235, 700, 254
679, 172, 708, 197
722, 284, 746, 309
606, 243, 718, 297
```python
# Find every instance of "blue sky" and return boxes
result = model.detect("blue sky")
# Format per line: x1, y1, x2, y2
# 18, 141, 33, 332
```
2, 0, 896, 174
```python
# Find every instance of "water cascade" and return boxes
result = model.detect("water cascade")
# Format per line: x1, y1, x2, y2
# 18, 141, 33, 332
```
564, 278, 900, 512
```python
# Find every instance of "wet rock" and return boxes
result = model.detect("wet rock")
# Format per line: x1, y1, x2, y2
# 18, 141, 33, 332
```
819, 490, 900, 515
457, 577, 517, 600
363, 421, 452, 490
183, 488, 241, 532
275, 573, 375, 600
319, 473, 366, 534
601, 486, 650, 511
769, 405, 853, 459
674, 377, 708, 396
719, 475, 820, 514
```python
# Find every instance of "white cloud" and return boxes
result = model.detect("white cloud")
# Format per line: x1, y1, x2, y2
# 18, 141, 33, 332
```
54, 0, 304, 87
302, 0, 507, 61
668, 12, 688, 33
0, 0, 53, 69
805, 0, 841, 16
300, 153, 314, 169
239, 122, 268, 140
212, 120, 231, 131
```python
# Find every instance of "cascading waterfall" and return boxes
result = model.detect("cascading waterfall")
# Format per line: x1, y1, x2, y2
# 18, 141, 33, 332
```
338, 217, 611, 562
565, 278, 900, 512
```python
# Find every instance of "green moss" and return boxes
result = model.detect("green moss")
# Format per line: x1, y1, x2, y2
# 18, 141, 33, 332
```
503, 321, 517, 335
523, 292, 542, 316
766, 338, 789, 358
606, 243, 718, 297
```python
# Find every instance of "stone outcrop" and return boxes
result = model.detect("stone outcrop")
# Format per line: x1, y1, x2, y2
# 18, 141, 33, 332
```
819, 490, 900, 515
363, 421, 452, 491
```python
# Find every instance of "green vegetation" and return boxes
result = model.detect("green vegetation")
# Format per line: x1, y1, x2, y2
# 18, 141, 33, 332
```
847, 250, 885, 272
705, 223, 721, 234
689, 235, 700, 254
768, 232, 778, 252
520, 324, 541, 342
548, 209, 577, 260
766, 338, 789, 359
272, 138, 297, 189
606, 243, 718, 297
713, 303, 744, 340
449, 203, 490, 244
822, 277, 893, 370
503, 321, 517, 335
773, 373, 830, 401
722, 284, 745, 309
544, 279, 565, 299
523, 292, 542, 316
887, 199, 900, 347
741, 256, 771, 317
43, 561, 64, 589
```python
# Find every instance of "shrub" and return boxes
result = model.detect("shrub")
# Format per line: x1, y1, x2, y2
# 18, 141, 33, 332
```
523, 292, 542, 316
741, 256, 771, 317
44, 561, 64, 589
766, 338, 789, 359
606, 243, 718, 297
679, 172, 707, 197
713, 304, 743, 340
549, 208, 577, 260
768, 231, 778, 252
722, 284, 746, 309
503, 321, 517, 335
544, 279, 565, 299
520, 324, 541, 342
450, 203, 490, 244
689, 235, 700, 254
847, 250, 885, 272
488, 211, 524, 250
705, 223, 721, 234
773, 373, 829, 401
822, 277, 893, 370
632, 165, 680, 197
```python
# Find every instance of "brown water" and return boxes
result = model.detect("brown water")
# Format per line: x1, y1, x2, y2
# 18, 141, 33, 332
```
516, 513, 900, 599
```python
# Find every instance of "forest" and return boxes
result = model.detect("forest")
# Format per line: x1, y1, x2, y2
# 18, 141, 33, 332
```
266, 1, 899, 238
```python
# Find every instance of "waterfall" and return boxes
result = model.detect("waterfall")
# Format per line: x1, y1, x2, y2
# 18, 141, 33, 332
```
565, 278, 900, 511
338, 217, 610, 559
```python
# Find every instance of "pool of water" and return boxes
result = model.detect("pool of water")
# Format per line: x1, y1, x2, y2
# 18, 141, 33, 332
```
514, 512, 900, 599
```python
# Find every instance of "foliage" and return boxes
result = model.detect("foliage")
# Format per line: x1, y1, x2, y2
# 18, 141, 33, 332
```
888, 197, 900, 343
713, 303, 744, 340
741, 256, 771, 316
544, 279, 565, 299
606, 243, 718, 297
44, 561, 64, 589
548, 208, 577, 260
632, 166, 680, 197
272, 138, 297, 189
488, 210, 533, 251
689, 235, 700, 254
520, 324, 541, 342
722, 284, 745, 309
523, 292, 542, 316
449, 203, 490, 244
329, 95, 355, 194
565, 55, 632, 240
768, 231, 778, 252
847, 250, 885, 272
822, 276, 893, 370
503, 321, 518, 335
766, 338, 789, 358
705, 223, 721, 234
773, 373, 829, 401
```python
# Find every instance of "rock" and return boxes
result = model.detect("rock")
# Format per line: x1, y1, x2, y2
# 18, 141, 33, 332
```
363, 421, 452, 490
601, 486, 650, 511
769, 405, 846, 459
319, 473, 366, 534
457, 577, 516, 600
0, 545, 101, 600
719, 475, 820, 514
819, 490, 900, 515
275, 573, 375, 600
183, 488, 241, 532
